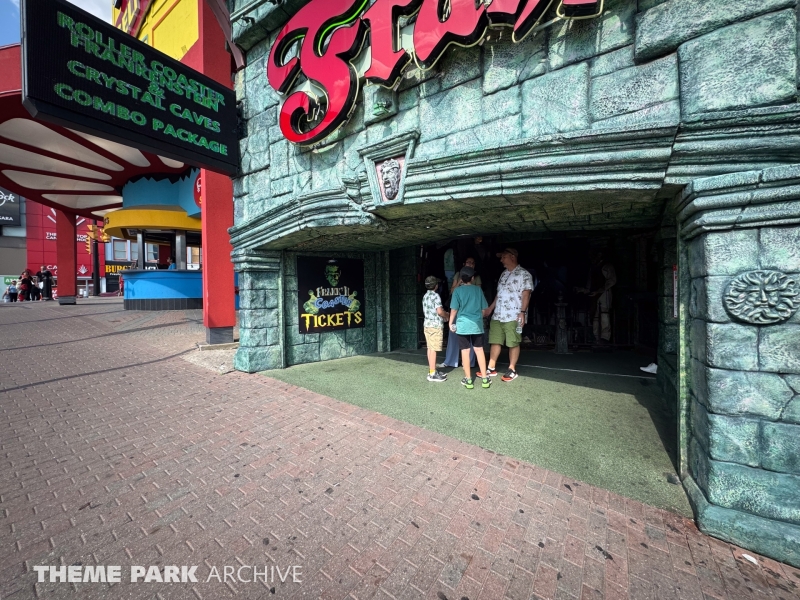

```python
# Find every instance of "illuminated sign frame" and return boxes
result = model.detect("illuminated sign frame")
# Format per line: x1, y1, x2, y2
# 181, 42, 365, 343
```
267, 0, 603, 146
21, 0, 239, 175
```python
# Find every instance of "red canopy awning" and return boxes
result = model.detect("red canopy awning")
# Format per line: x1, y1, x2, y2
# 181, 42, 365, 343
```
0, 43, 187, 220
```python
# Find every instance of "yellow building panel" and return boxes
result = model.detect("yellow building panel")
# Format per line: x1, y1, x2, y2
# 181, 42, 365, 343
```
151, 0, 199, 61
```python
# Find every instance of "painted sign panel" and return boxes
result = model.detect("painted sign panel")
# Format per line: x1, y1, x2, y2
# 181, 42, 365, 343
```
21, 0, 238, 174
0, 186, 21, 226
267, 0, 601, 146
297, 256, 365, 334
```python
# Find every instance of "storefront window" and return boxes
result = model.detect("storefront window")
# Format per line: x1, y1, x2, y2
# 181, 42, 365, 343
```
147, 244, 159, 262
188, 247, 202, 270
112, 239, 127, 260
130, 243, 138, 261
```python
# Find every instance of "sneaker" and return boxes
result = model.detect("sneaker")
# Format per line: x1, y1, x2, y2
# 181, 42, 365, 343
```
436, 370, 448, 378
477, 367, 498, 378
481, 377, 492, 389
427, 372, 447, 382
501, 369, 518, 382
640, 363, 658, 374
436, 362, 450, 369
461, 377, 474, 389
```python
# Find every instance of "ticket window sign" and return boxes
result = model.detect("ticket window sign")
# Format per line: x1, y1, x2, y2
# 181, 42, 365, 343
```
297, 257, 365, 334
20, 0, 239, 174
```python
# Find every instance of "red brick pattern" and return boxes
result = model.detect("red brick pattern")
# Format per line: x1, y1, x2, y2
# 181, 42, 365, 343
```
1, 301, 799, 599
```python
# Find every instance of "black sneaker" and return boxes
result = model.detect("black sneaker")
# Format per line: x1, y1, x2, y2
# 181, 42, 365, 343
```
461, 377, 474, 389
481, 377, 491, 388
427, 372, 447, 382
477, 367, 498, 377
501, 369, 518, 382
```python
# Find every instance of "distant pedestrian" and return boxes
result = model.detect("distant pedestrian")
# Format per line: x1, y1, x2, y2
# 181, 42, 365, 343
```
449, 266, 491, 390
17, 272, 31, 302
29, 276, 41, 301
167, 257, 176, 270
422, 276, 449, 383
36, 266, 53, 300
3, 280, 18, 302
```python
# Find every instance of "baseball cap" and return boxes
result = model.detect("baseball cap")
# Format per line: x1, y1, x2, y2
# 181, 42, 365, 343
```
460, 266, 475, 279
424, 275, 440, 289
496, 247, 519, 258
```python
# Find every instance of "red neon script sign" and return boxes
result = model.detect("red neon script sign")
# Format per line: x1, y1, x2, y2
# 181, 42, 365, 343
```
267, 0, 601, 146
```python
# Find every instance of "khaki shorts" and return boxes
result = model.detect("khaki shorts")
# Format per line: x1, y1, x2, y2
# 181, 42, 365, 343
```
424, 327, 444, 351
488, 319, 522, 348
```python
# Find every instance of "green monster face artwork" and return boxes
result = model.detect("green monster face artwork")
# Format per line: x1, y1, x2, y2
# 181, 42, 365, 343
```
325, 264, 341, 287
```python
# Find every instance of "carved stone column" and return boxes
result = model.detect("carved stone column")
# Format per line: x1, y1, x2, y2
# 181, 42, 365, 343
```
231, 248, 284, 373
678, 166, 800, 567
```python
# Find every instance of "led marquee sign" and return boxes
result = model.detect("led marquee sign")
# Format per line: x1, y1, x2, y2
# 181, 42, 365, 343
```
21, 0, 239, 175
267, 0, 602, 146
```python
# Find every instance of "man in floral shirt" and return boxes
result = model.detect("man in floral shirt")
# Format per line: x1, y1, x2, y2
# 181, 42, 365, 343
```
422, 276, 449, 382
482, 248, 534, 382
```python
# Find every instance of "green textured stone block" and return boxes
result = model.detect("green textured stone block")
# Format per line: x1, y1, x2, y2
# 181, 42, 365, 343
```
265, 290, 279, 309
239, 289, 266, 310
591, 100, 679, 130
254, 272, 279, 291
689, 435, 710, 494
635, 0, 795, 62
242, 308, 277, 330
548, 0, 636, 71
482, 86, 521, 123
239, 327, 268, 348
286, 342, 320, 366
346, 327, 363, 343
589, 54, 678, 121
521, 63, 590, 138
482, 34, 547, 95
397, 332, 417, 349
708, 413, 761, 467
690, 398, 709, 450
705, 368, 794, 419
782, 396, 800, 424
660, 323, 678, 354
693, 230, 759, 277
696, 322, 759, 371
759, 325, 800, 374
319, 331, 347, 361
285, 325, 307, 347
419, 80, 483, 142
589, 44, 634, 77
266, 327, 280, 346
684, 476, 800, 569
234, 345, 282, 373
759, 226, 800, 271
762, 422, 800, 474
439, 45, 481, 91
678, 10, 797, 115
689, 277, 731, 323
706, 459, 800, 524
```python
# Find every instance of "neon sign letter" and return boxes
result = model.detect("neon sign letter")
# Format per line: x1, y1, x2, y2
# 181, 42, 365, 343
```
267, 0, 368, 145
266, 0, 602, 145
362, 0, 423, 87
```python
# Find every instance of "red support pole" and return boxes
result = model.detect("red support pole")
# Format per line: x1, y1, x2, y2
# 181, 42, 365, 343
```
55, 209, 77, 304
200, 169, 235, 343
196, 0, 236, 344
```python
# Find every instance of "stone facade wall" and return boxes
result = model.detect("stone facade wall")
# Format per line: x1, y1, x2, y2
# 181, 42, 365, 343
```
231, 0, 798, 230
678, 169, 800, 567
389, 247, 419, 350
656, 236, 678, 414
284, 252, 383, 365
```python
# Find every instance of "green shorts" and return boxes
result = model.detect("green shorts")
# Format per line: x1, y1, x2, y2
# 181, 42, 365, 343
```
488, 319, 522, 348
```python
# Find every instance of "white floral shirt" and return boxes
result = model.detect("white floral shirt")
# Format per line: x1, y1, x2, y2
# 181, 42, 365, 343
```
492, 265, 534, 323
422, 290, 445, 328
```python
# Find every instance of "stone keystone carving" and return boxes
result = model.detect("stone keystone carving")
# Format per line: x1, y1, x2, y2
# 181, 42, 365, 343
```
724, 270, 800, 325
379, 158, 401, 200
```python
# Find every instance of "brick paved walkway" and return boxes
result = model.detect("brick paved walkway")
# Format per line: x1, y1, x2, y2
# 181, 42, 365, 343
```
1, 301, 799, 600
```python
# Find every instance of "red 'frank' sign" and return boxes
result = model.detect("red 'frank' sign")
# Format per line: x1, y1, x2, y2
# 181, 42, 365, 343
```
267, 0, 601, 146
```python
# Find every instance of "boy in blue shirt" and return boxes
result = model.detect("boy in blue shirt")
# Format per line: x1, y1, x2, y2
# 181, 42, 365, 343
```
448, 266, 491, 389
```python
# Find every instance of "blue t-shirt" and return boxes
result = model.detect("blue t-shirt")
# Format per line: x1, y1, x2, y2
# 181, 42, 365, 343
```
168, 263, 177, 270
450, 284, 487, 335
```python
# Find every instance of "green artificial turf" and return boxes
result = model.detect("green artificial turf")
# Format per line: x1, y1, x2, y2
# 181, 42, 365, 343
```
263, 349, 692, 516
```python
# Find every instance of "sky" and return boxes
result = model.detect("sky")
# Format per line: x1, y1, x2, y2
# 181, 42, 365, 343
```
0, 0, 111, 47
